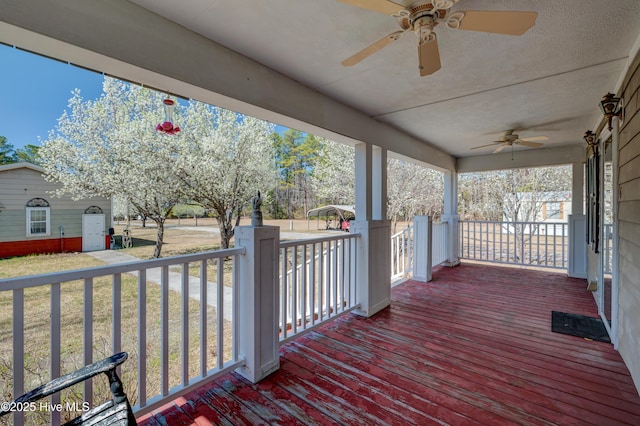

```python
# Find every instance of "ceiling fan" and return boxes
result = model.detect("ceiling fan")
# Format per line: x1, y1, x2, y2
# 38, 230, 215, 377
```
339, 0, 537, 76
470, 130, 548, 154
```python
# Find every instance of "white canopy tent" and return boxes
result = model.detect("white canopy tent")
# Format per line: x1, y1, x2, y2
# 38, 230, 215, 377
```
306, 205, 355, 230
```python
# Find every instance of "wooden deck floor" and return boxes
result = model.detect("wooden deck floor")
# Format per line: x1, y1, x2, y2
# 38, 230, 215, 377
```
137, 263, 640, 425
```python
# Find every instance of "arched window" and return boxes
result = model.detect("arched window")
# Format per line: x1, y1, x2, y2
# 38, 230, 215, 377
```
26, 198, 51, 236
84, 206, 104, 214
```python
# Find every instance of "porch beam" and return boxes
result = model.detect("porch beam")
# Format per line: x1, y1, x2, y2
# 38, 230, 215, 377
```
457, 145, 584, 173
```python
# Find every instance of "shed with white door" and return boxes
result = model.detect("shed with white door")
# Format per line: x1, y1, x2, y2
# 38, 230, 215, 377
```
0, 162, 111, 258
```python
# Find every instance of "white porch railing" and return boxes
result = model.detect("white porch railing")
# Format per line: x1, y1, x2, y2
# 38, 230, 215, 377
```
391, 225, 413, 280
1, 248, 245, 425
279, 233, 359, 343
459, 220, 568, 269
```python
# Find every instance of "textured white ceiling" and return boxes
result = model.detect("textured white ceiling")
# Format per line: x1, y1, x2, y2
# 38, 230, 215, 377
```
129, 0, 640, 158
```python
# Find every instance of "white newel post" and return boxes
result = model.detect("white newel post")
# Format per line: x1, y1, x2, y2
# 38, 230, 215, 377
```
352, 220, 391, 317
413, 216, 433, 282
568, 215, 587, 278
353, 142, 391, 317
568, 162, 586, 278
235, 225, 280, 383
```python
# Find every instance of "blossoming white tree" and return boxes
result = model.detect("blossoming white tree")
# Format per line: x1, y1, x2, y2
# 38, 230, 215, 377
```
178, 103, 275, 249
40, 78, 185, 258
311, 138, 355, 206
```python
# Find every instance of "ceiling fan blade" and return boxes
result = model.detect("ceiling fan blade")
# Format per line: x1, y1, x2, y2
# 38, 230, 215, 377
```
470, 142, 501, 150
457, 11, 537, 35
342, 30, 405, 66
418, 35, 441, 76
520, 135, 549, 142
493, 144, 507, 154
337, 0, 406, 15
518, 141, 544, 148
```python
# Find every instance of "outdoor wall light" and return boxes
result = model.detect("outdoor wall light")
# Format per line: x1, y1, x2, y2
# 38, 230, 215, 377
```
583, 130, 596, 145
599, 92, 623, 131
584, 130, 597, 157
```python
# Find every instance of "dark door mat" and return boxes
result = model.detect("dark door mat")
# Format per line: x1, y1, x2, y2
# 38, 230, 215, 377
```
551, 311, 611, 343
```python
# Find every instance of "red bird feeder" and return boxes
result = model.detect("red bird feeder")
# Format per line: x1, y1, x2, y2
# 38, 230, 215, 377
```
156, 99, 181, 135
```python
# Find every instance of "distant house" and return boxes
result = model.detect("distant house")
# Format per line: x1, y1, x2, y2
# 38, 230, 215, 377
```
503, 191, 573, 223
0, 162, 111, 258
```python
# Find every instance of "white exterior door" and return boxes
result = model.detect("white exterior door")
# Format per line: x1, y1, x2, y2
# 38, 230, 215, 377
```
82, 214, 105, 252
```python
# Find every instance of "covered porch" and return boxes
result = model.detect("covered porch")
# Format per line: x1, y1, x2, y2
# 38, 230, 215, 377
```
2, 1, 640, 425
138, 263, 640, 425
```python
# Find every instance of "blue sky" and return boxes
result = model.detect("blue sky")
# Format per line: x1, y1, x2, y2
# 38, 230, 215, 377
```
0, 44, 104, 150
0, 44, 288, 151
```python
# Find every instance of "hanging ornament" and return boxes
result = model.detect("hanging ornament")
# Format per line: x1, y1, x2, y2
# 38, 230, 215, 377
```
156, 98, 181, 135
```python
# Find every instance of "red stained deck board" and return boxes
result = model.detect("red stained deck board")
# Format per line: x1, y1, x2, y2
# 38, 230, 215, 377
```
329, 315, 640, 416
138, 263, 640, 425
315, 314, 635, 425
294, 330, 590, 425
219, 373, 333, 425
281, 341, 480, 425
387, 296, 629, 372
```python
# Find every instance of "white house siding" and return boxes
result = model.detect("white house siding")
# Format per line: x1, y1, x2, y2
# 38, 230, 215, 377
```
617, 48, 640, 395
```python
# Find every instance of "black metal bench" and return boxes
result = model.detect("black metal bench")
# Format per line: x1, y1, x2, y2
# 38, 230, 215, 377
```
0, 352, 136, 425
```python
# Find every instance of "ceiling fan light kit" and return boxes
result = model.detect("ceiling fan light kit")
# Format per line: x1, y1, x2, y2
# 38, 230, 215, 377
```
339, 0, 537, 76
470, 129, 549, 156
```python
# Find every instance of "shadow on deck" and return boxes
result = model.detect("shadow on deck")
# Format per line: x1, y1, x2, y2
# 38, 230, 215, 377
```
138, 262, 640, 425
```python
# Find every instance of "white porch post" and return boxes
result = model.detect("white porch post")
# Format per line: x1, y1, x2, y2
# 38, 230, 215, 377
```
572, 162, 584, 215
235, 225, 280, 383
441, 170, 460, 266
372, 146, 387, 220
352, 143, 391, 317
568, 162, 587, 278
413, 216, 433, 282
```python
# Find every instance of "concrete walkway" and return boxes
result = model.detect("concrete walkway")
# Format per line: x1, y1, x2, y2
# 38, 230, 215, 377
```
86, 250, 233, 320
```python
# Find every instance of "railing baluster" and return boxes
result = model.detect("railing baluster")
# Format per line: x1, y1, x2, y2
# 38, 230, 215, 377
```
50, 283, 61, 426
200, 260, 208, 376
310, 243, 316, 326
280, 247, 288, 339
491, 223, 496, 261
112, 274, 122, 357
562, 223, 567, 269
161, 265, 169, 396
352, 237, 357, 304
13, 288, 25, 426
217, 258, 224, 369
332, 240, 338, 315
137, 270, 147, 408
319, 241, 325, 321
301, 244, 307, 330
83, 277, 93, 405
520, 223, 525, 265
292, 246, 298, 334
326, 241, 331, 314
232, 254, 239, 362
181, 263, 189, 386
340, 239, 346, 312
553, 223, 556, 268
